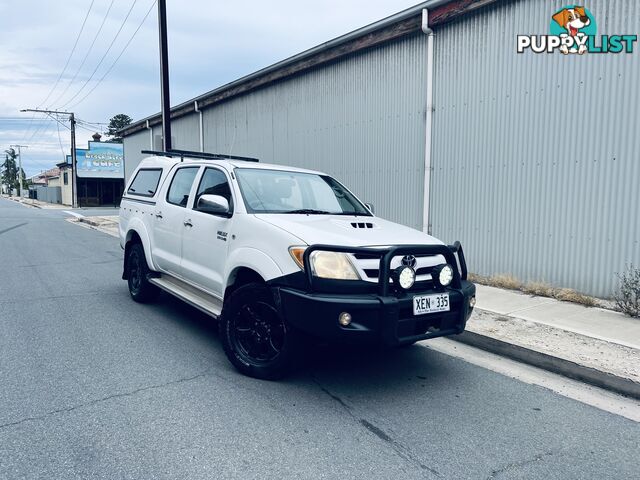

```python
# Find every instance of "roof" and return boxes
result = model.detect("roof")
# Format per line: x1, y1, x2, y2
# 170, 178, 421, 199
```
121, 0, 500, 138
138, 155, 324, 176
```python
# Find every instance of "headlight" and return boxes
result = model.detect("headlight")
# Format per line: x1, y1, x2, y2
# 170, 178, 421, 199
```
433, 264, 454, 287
310, 251, 360, 280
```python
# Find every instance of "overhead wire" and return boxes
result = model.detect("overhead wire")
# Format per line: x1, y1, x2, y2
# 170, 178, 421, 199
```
40, 0, 96, 109
20, 0, 96, 143
60, 0, 140, 109
68, 0, 157, 110
49, 0, 117, 109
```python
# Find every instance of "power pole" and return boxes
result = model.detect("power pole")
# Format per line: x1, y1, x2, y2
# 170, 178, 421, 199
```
157, 0, 172, 151
21, 108, 78, 208
9, 144, 28, 198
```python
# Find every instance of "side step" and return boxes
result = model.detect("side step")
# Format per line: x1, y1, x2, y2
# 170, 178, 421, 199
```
149, 275, 223, 318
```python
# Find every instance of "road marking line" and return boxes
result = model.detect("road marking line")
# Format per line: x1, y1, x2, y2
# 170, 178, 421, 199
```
422, 338, 640, 423
63, 210, 84, 219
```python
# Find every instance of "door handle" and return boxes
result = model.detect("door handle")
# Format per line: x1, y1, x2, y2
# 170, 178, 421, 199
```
155, 211, 163, 219
184, 219, 193, 227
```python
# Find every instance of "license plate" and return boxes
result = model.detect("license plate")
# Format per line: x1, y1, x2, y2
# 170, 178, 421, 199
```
413, 293, 450, 315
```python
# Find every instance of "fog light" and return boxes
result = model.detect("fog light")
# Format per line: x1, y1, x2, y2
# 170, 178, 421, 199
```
339, 312, 352, 326
393, 266, 416, 290
469, 296, 476, 308
432, 264, 454, 287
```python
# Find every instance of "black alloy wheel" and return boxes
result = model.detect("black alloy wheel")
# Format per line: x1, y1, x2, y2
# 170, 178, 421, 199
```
220, 283, 298, 379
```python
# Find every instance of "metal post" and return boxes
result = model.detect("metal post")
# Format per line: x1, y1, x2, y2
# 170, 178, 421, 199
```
70, 113, 78, 208
158, 0, 172, 151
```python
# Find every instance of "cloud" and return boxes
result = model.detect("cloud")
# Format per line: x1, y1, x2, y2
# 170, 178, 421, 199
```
1, 0, 421, 176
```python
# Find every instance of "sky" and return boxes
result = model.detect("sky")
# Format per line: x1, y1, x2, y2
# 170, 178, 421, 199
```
0, 0, 421, 177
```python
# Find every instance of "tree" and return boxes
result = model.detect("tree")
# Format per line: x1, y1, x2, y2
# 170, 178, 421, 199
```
1, 148, 25, 193
105, 114, 133, 143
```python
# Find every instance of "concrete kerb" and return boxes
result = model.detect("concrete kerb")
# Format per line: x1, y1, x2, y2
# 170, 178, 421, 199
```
452, 331, 640, 400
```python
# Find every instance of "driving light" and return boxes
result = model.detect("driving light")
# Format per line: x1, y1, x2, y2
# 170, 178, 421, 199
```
289, 246, 307, 269
433, 264, 454, 287
310, 251, 360, 280
469, 296, 476, 308
339, 312, 352, 326
393, 266, 416, 290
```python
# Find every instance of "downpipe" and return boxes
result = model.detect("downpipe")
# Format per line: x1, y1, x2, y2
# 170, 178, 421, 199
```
421, 8, 435, 235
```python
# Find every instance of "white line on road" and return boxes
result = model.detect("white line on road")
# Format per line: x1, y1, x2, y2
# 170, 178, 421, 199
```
63, 210, 84, 219
422, 338, 640, 423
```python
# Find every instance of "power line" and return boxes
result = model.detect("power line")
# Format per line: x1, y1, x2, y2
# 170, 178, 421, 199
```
60, 0, 140, 109
49, 0, 117, 109
55, 117, 66, 160
26, 113, 52, 143
69, 0, 157, 110
20, 0, 95, 144
39, 0, 96, 109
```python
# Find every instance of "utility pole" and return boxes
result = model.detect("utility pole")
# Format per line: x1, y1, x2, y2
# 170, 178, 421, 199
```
9, 144, 28, 198
157, 0, 172, 151
21, 108, 78, 208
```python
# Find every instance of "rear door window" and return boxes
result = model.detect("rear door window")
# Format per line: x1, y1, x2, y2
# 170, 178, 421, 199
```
128, 169, 162, 197
166, 167, 199, 207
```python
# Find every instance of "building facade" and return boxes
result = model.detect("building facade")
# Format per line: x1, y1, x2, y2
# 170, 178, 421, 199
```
121, 0, 640, 298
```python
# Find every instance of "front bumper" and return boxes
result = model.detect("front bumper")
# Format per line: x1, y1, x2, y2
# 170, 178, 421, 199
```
275, 280, 475, 345
270, 242, 475, 346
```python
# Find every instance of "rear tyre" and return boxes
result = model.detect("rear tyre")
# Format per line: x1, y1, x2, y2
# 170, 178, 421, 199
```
220, 283, 298, 380
127, 243, 158, 303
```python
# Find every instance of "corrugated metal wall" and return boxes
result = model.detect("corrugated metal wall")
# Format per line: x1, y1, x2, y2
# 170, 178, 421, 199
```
200, 33, 429, 230
430, 0, 640, 297
171, 115, 200, 151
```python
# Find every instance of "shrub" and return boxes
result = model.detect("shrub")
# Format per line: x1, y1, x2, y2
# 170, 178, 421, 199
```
615, 264, 640, 318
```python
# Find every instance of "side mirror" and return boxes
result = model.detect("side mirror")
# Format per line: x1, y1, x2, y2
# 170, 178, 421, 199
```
364, 202, 375, 214
197, 194, 230, 216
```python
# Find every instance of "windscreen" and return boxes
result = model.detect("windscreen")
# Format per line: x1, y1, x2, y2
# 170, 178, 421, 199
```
235, 168, 371, 216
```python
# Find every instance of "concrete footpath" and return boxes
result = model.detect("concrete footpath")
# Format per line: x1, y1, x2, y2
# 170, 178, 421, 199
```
449, 284, 640, 400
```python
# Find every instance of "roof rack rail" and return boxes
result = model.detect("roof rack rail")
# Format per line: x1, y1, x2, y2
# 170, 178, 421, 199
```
141, 149, 259, 162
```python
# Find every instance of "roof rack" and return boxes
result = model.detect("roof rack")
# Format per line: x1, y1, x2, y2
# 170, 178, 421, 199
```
141, 149, 259, 162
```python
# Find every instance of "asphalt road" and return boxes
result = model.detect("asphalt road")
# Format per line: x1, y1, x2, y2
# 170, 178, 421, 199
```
0, 197, 638, 479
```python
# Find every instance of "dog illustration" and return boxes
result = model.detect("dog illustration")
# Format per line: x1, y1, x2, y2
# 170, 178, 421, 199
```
552, 6, 590, 54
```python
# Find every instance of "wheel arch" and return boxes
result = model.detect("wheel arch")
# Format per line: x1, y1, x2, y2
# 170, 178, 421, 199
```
122, 223, 154, 279
223, 248, 283, 301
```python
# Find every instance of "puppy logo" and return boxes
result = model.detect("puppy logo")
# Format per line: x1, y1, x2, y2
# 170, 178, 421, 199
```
517, 5, 637, 55
551, 6, 594, 54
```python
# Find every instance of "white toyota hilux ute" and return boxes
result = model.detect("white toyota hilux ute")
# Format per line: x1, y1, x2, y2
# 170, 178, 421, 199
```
119, 151, 476, 379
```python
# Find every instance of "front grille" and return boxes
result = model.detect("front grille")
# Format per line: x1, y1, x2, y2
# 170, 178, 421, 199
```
350, 251, 447, 285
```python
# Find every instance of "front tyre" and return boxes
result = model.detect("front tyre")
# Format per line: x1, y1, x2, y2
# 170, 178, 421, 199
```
127, 243, 158, 303
220, 283, 298, 380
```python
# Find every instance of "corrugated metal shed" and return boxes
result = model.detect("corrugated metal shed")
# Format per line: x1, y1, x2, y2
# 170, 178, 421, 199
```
430, 0, 640, 297
200, 33, 429, 229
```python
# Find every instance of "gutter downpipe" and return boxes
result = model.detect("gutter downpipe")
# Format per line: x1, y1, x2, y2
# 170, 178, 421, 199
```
421, 8, 435, 234
194, 100, 204, 152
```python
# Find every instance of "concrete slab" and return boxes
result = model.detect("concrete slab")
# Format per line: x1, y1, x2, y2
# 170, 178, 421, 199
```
475, 284, 555, 315
515, 304, 640, 350
474, 284, 640, 350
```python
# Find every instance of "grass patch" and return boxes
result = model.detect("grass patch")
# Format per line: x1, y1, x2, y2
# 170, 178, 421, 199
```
470, 274, 598, 308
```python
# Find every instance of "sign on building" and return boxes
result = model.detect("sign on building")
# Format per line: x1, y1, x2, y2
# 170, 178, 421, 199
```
66, 141, 124, 179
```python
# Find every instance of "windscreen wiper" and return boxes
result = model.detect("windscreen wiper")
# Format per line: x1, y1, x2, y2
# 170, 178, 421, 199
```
283, 209, 332, 215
